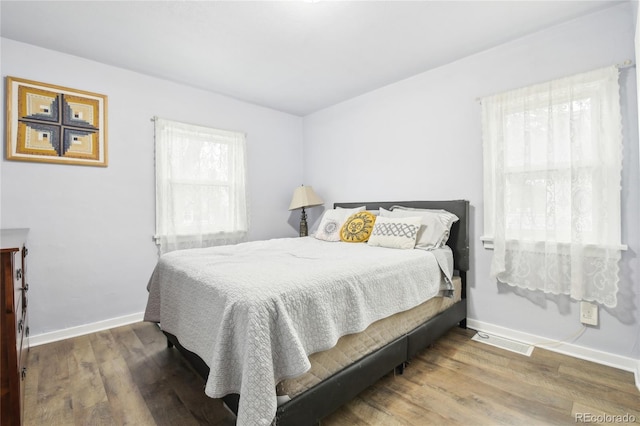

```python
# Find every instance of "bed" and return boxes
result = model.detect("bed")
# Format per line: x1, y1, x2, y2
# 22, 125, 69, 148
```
144, 199, 469, 425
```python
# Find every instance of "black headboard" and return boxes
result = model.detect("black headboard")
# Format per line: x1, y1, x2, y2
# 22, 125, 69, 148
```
333, 200, 470, 273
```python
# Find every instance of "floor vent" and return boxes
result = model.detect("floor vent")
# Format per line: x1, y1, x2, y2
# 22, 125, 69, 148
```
471, 332, 534, 357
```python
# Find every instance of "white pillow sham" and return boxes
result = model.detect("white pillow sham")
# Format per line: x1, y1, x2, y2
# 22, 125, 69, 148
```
368, 215, 422, 249
380, 206, 459, 249
315, 206, 365, 241
336, 205, 366, 211
336, 206, 378, 215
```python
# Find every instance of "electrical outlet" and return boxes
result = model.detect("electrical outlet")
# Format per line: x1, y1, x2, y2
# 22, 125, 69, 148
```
580, 301, 598, 326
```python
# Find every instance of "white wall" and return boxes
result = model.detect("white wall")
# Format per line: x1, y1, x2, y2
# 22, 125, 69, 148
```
0, 38, 304, 336
2, 4, 638, 369
304, 3, 640, 363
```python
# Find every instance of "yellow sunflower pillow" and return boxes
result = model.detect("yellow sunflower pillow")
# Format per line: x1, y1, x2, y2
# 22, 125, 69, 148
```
340, 211, 376, 243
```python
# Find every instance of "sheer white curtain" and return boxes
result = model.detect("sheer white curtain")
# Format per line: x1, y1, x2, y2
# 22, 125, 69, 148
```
482, 66, 623, 307
155, 118, 248, 255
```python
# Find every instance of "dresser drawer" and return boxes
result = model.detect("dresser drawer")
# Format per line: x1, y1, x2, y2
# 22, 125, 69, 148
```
20, 246, 27, 314
13, 251, 22, 314
22, 281, 28, 314
18, 309, 28, 385
16, 272, 29, 426
16, 296, 23, 350
1, 228, 29, 426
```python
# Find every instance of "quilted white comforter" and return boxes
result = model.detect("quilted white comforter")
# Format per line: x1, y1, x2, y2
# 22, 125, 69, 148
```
144, 237, 452, 425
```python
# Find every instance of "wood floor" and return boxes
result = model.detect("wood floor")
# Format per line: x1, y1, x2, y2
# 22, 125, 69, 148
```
23, 322, 639, 425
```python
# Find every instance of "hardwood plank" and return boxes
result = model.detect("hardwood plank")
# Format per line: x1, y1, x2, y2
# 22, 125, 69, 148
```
110, 325, 202, 426
326, 393, 408, 426
426, 333, 639, 415
354, 378, 453, 425
130, 322, 169, 359
89, 330, 157, 426
414, 357, 570, 424
30, 340, 75, 425
130, 323, 236, 425
22, 346, 39, 426
138, 379, 200, 426
109, 326, 165, 388
536, 345, 632, 383
558, 363, 638, 395
67, 335, 115, 425
384, 364, 530, 425
22, 323, 640, 425
416, 340, 573, 414
151, 351, 236, 425
72, 400, 117, 426
321, 403, 372, 426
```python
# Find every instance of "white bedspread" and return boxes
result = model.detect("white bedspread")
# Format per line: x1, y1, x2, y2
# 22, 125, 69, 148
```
144, 237, 452, 425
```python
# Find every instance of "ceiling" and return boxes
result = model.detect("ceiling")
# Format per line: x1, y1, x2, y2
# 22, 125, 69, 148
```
0, 1, 626, 116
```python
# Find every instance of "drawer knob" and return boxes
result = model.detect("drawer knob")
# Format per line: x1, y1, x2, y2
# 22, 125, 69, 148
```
24, 283, 29, 292
18, 319, 23, 333
16, 268, 22, 280
21, 367, 27, 380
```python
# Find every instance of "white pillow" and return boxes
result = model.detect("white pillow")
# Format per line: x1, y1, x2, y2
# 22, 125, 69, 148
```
336, 205, 367, 212
315, 206, 365, 241
368, 216, 422, 249
380, 207, 459, 249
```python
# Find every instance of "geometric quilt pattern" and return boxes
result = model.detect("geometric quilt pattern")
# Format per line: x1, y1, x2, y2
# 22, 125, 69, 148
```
17, 85, 100, 160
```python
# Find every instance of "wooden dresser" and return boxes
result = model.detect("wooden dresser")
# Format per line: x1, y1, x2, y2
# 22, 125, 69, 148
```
1, 229, 30, 426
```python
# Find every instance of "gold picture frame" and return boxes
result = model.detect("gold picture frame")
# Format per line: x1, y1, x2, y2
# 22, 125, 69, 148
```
5, 77, 108, 167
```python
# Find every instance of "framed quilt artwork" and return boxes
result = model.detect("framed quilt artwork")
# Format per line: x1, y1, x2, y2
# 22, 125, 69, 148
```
5, 77, 108, 166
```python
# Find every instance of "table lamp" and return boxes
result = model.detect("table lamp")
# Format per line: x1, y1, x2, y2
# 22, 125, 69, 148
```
289, 185, 323, 237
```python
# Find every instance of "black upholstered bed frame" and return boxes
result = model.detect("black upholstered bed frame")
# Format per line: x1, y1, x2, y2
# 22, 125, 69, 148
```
162, 200, 470, 425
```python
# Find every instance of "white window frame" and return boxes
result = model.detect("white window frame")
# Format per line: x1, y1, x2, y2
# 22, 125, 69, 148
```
481, 66, 626, 307
154, 117, 248, 254
481, 69, 626, 251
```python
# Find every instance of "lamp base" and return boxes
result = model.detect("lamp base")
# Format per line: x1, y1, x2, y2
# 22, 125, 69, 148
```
299, 207, 308, 237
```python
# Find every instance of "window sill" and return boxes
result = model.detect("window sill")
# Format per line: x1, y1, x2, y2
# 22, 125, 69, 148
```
153, 230, 248, 245
480, 236, 628, 251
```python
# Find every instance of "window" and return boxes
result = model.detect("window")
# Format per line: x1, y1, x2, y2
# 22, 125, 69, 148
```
154, 118, 248, 255
481, 66, 623, 307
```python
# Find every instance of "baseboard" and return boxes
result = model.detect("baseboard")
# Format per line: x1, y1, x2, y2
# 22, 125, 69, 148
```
467, 319, 640, 392
28, 312, 145, 347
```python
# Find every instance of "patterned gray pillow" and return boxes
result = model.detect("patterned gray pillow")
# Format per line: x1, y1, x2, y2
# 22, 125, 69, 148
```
368, 216, 422, 249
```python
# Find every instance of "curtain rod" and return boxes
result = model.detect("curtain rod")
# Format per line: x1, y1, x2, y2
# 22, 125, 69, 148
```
475, 59, 635, 103
616, 59, 635, 69
149, 116, 247, 137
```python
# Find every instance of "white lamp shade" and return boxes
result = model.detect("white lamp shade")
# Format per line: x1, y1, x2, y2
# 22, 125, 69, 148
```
289, 185, 323, 210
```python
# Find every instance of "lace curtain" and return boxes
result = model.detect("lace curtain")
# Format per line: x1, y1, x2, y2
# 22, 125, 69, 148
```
154, 118, 249, 255
482, 66, 623, 307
